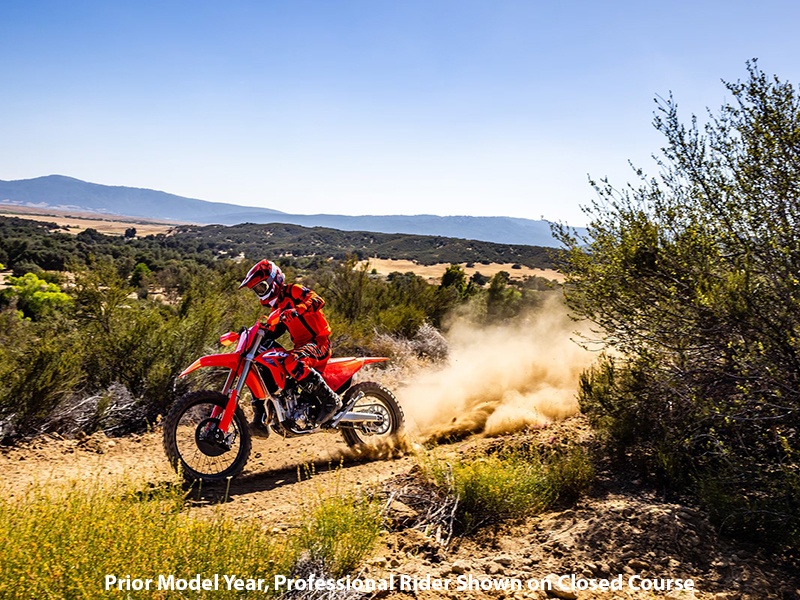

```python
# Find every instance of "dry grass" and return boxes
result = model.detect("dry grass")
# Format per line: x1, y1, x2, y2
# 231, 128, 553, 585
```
0, 473, 383, 599
0, 479, 288, 599
294, 492, 383, 578
0, 207, 178, 236
361, 258, 564, 284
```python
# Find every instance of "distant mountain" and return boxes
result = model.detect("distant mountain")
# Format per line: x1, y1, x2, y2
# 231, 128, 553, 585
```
0, 175, 576, 247
0, 175, 284, 223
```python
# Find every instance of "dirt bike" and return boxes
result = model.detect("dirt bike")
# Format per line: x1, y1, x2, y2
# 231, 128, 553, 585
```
163, 309, 404, 481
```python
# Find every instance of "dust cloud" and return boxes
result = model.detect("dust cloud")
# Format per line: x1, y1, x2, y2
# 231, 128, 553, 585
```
397, 298, 595, 441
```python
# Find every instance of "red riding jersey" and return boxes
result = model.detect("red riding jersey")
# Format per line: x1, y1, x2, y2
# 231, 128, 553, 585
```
269, 283, 332, 381
274, 284, 332, 346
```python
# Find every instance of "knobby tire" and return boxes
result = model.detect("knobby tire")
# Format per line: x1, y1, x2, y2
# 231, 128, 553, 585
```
162, 390, 252, 482
340, 382, 404, 448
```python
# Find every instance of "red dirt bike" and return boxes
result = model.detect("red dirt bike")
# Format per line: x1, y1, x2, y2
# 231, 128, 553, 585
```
163, 309, 404, 481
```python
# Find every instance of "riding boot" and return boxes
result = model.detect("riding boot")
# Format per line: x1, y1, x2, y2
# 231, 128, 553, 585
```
249, 399, 270, 437
304, 369, 342, 426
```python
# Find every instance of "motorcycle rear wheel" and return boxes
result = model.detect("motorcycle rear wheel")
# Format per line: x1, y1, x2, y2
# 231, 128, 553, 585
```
162, 390, 252, 482
340, 382, 404, 448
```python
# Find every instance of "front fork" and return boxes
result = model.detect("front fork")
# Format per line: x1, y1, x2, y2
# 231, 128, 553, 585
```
212, 328, 265, 433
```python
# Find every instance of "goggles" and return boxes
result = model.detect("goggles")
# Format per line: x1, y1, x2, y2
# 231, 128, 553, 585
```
253, 281, 271, 297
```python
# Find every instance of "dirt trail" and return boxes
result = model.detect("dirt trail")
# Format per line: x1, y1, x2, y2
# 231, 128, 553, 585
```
0, 428, 416, 524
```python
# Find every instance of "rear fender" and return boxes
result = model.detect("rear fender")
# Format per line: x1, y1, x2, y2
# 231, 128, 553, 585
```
179, 353, 267, 400
323, 357, 388, 392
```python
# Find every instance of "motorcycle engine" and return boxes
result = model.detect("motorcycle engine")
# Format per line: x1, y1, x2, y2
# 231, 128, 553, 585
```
289, 403, 313, 430
284, 386, 320, 431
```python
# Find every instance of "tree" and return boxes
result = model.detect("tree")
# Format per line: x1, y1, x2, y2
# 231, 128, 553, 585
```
440, 263, 467, 295
554, 62, 800, 547
486, 271, 521, 321
321, 256, 377, 323
1, 272, 72, 320
470, 271, 489, 286
130, 262, 152, 288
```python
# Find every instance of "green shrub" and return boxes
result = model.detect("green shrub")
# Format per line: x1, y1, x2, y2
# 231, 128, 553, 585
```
0, 328, 84, 438
554, 62, 800, 550
419, 445, 593, 532
0, 272, 72, 320
294, 492, 383, 578
542, 444, 597, 504
376, 304, 427, 338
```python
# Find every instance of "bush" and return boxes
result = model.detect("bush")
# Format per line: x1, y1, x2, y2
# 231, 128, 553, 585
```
293, 492, 383, 578
555, 62, 800, 549
376, 304, 427, 338
419, 445, 593, 533
0, 272, 72, 320
0, 328, 84, 440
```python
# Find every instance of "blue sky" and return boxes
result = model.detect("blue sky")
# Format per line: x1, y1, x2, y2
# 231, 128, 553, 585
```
2, 1, 799, 225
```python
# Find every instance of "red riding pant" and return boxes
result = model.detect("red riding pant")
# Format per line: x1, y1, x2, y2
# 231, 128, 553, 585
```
283, 337, 331, 381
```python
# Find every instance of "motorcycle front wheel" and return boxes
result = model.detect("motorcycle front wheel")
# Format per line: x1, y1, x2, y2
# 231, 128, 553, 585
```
162, 390, 251, 482
340, 382, 404, 448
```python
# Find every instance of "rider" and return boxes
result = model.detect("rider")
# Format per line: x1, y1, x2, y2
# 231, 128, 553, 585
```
239, 259, 342, 434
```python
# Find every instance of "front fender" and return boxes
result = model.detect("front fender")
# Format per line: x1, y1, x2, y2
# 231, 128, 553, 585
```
179, 353, 240, 377
179, 353, 267, 400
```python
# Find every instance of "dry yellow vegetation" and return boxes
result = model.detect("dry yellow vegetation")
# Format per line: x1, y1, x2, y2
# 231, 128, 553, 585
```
0, 207, 178, 236
361, 258, 564, 283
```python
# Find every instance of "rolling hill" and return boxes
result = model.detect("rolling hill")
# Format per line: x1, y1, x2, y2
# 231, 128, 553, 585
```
0, 175, 577, 247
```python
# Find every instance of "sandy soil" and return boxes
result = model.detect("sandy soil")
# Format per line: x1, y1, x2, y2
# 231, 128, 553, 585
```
0, 426, 413, 525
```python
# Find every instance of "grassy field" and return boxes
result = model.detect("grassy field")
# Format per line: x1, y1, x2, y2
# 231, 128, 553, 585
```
0, 474, 382, 600
0, 206, 178, 236
362, 257, 564, 283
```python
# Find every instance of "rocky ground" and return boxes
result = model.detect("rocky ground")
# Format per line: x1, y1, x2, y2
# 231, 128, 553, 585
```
1, 417, 798, 599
